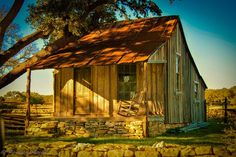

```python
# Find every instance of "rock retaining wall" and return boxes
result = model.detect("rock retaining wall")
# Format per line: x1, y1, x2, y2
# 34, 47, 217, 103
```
26, 119, 144, 138
26, 116, 187, 138
148, 116, 186, 137
3, 142, 236, 157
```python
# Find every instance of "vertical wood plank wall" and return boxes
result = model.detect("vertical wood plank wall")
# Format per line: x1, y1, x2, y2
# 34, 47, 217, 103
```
74, 68, 91, 115
162, 23, 206, 123
54, 68, 74, 117
54, 66, 116, 117
92, 66, 110, 115
54, 63, 161, 117
147, 46, 166, 116
145, 64, 165, 115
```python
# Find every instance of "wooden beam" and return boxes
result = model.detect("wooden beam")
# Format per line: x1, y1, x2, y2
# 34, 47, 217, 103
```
25, 68, 31, 130
147, 60, 167, 64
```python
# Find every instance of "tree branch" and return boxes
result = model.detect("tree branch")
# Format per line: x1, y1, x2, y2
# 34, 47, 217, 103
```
80, 0, 113, 21
0, 30, 50, 67
109, 4, 129, 20
0, 36, 75, 89
0, 0, 24, 50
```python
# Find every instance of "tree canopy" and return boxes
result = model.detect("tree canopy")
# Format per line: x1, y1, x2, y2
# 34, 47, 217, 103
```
27, 0, 162, 41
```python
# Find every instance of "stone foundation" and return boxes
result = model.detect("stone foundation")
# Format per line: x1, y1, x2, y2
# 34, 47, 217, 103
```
3, 142, 236, 157
148, 116, 186, 137
26, 118, 144, 138
26, 116, 188, 138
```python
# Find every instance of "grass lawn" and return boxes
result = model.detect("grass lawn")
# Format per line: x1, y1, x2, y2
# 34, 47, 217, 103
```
5, 119, 229, 146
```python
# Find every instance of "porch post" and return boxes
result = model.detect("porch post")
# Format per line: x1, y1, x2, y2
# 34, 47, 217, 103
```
143, 62, 148, 112
143, 62, 148, 137
25, 68, 31, 131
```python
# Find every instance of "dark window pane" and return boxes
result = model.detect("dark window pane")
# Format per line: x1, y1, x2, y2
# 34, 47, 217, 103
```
130, 83, 136, 91
119, 83, 126, 92
117, 64, 137, 100
130, 64, 136, 73
129, 75, 136, 82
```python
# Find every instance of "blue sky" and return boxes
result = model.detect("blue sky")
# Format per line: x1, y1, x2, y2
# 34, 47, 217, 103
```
0, 0, 236, 96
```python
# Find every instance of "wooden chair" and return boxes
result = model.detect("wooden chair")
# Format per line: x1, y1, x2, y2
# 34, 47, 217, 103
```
118, 91, 145, 116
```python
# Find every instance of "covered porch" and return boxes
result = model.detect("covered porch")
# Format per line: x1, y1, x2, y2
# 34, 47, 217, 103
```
52, 61, 165, 118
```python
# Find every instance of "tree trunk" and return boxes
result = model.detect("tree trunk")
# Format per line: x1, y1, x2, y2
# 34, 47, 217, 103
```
25, 68, 31, 130
0, 36, 75, 89
0, 0, 24, 50
0, 30, 48, 67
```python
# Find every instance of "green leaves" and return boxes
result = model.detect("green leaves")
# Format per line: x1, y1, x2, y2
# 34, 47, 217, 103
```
27, 0, 162, 42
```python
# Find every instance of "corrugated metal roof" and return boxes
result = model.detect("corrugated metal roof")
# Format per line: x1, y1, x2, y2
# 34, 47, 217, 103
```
32, 16, 178, 69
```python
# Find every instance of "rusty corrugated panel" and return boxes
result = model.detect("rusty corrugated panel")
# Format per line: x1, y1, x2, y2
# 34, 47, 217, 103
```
31, 16, 178, 69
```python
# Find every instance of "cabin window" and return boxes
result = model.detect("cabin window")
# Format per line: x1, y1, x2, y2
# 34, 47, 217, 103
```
194, 81, 199, 100
118, 64, 136, 100
176, 54, 181, 91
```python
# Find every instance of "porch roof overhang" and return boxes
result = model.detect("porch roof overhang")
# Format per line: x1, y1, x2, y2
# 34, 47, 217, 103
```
31, 16, 178, 69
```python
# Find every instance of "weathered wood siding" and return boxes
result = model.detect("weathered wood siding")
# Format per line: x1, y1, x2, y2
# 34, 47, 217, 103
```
54, 68, 74, 117
147, 48, 166, 115
160, 23, 206, 123
54, 66, 113, 116
54, 63, 162, 117
91, 66, 110, 115
146, 64, 165, 115
74, 68, 91, 115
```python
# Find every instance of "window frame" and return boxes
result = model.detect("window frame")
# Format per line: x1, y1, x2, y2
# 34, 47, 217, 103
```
117, 64, 137, 100
175, 52, 181, 94
194, 81, 200, 103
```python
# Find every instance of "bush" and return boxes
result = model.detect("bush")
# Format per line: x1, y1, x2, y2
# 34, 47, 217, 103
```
4, 91, 24, 102
21, 92, 45, 104
0, 96, 4, 102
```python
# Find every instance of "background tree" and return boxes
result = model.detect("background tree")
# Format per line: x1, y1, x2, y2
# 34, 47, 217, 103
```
3, 91, 45, 104
3, 91, 24, 102
21, 92, 45, 104
0, 0, 163, 89
205, 86, 236, 105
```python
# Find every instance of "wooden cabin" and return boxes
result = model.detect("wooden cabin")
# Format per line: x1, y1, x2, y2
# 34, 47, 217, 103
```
30, 16, 207, 137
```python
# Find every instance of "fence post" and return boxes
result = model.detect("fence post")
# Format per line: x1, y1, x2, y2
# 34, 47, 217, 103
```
0, 117, 5, 157
224, 97, 228, 124
204, 100, 207, 122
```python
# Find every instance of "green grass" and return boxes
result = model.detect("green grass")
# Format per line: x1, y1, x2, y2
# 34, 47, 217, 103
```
5, 119, 229, 146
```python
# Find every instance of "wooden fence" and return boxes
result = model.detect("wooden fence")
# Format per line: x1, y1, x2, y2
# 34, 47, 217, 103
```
207, 97, 236, 123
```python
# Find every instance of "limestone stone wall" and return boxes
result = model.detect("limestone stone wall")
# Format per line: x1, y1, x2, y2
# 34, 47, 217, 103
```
3, 142, 236, 157
26, 119, 144, 138
148, 116, 186, 137
26, 116, 188, 138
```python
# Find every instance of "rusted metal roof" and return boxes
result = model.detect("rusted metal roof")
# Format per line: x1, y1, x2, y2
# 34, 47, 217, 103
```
32, 16, 178, 69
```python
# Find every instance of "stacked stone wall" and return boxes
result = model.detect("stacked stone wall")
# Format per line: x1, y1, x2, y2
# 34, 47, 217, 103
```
26, 119, 144, 138
148, 116, 186, 136
26, 116, 188, 138
3, 142, 236, 157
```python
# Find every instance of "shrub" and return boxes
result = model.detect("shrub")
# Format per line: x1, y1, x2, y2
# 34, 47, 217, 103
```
21, 92, 45, 104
